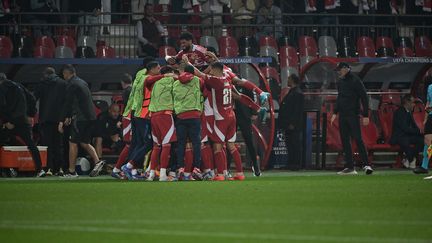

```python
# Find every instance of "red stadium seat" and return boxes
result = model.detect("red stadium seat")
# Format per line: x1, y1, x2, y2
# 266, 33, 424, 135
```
415, 36, 432, 57
260, 66, 280, 84
376, 36, 394, 57
96, 46, 116, 58
54, 26, 77, 39
396, 47, 414, 57
357, 36, 376, 57
56, 35, 76, 54
218, 36, 238, 57
159, 45, 176, 58
0, 35, 13, 58
298, 36, 317, 67
33, 46, 54, 58
35, 36, 55, 51
279, 45, 298, 68
259, 36, 278, 49
378, 103, 399, 143
298, 36, 318, 57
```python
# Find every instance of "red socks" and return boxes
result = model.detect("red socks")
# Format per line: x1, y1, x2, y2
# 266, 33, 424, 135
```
214, 150, 227, 174
150, 145, 161, 170
229, 147, 243, 173
114, 145, 129, 169
160, 144, 171, 169
201, 143, 214, 170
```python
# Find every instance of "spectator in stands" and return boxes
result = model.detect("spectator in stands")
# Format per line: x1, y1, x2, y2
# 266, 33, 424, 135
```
59, 65, 105, 177
288, 0, 313, 37
390, 94, 423, 169
0, 73, 46, 177
34, 67, 67, 176
0, 0, 12, 35
278, 74, 305, 170
200, 0, 230, 38
93, 104, 123, 158
256, 0, 283, 39
71, 0, 101, 38
330, 62, 373, 175
313, 0, 340, 37
131, 0, 150, 22
28, 0, 59, 37
136, 3, 164, 58
121, 73, 133, 106
232, 0, 256, 38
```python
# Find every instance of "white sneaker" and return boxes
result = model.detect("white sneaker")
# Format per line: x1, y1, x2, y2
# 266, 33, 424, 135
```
89, 160, 105, 177
402, 158, 409, 169
363, 165, 373, 175
36, 169, 46, 178
424, 175, 432, 180
409, 158, 417, 169
337, 168, 358, 175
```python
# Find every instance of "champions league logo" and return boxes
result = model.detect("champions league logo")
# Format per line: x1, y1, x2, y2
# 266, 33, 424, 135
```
276, 130, 285, 142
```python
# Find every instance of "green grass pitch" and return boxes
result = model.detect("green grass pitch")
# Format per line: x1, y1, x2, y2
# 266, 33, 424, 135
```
0, 171, 431, 243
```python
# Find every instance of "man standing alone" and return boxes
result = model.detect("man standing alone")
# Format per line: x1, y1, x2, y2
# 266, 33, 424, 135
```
59, 65, 105, 177
331, 63, 373, 175
278, 74, 305, 170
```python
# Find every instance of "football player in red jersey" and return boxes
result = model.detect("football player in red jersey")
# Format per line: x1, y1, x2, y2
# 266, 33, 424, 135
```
183, 56, 245, 180
166, 32, 207, 70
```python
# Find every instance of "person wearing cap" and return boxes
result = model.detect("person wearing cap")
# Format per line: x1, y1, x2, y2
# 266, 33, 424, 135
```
331, 62, 374, 175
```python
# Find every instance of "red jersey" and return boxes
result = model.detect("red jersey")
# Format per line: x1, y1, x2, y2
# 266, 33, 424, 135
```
175, 44, 207, 68
202, 74, 234, 120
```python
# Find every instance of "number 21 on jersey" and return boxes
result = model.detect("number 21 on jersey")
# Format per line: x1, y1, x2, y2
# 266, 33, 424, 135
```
223, 88, 232, 105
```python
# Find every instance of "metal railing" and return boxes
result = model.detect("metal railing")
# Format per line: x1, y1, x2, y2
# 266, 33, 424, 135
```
0, 12, 431, 58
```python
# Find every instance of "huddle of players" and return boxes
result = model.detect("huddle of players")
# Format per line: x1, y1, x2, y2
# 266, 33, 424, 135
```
113, 32, 269, 181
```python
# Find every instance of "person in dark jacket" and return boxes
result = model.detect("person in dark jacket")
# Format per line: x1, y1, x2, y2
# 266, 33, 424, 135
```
58, 65, 104, 178
390, 94, 423, 169
331, 62, 373, 175
34, 67, 67, 176
0, 73, 45, 177
233, 85, 261, 176
278, 74, 304, 170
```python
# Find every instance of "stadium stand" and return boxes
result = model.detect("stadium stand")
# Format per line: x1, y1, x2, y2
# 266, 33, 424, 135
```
56, 35, 77, 54
357, 36, 376, 57
338, 36, 356, 58
298, 36, 318, 67
376, 36, 395, 57
33, 46, 54, 58
218, 35, 238, 57
415, 36, 432, 57
54, 46, 74, 58
35, 36, 56, 53
96, 46, 116, 58
318, 36, 337, 57
200, 36, 219, 54
239, 36, 258, 57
